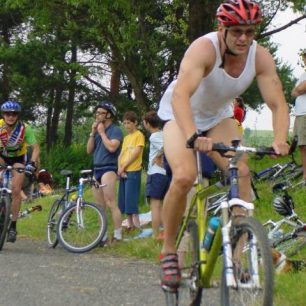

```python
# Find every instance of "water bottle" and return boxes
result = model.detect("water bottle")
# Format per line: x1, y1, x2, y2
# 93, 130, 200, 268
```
202, 217, 220, 251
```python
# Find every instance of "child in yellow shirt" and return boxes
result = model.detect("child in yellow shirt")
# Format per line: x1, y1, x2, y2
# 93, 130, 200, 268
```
118, 111, 145, 230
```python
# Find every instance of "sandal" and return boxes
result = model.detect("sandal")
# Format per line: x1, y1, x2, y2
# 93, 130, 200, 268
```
160, 253, 181, 287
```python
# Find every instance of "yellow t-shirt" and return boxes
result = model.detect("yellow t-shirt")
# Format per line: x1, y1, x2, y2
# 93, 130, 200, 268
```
119, 130, 145, 171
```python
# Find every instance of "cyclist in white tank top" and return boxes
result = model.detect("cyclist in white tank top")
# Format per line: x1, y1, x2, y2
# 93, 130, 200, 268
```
158, 32, 256, 131
159, 0, 290, 288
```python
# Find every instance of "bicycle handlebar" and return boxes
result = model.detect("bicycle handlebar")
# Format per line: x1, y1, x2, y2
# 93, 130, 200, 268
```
212, 142, 276, 157
0, 164, 28, 174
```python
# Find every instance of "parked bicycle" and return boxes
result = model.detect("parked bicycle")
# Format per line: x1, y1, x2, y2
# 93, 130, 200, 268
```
0, 164, 27, 250
55, 169, 107, 253
163, 140, 274, 306
263, 179, 306, 257
252, 136, 302, 184
46, 169, 76, 248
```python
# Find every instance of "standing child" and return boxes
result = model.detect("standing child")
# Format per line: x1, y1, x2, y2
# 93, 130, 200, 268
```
143, 111, 170, 239
118, 111, 145, 230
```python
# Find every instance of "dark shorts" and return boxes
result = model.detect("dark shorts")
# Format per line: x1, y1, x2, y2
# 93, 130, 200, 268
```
163, 153, 216, 180
145, 173, 170, 200
118, 170, 141, 214
294, 115, 306, 146
0, 154, 25, 166
94, 166, 117, 181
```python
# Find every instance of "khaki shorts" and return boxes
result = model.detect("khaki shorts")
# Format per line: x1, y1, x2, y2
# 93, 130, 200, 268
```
294, 115, 306, 146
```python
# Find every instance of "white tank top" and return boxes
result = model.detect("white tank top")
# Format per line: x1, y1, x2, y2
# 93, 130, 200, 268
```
157, 32, 257, 131
294, 71, 306, 116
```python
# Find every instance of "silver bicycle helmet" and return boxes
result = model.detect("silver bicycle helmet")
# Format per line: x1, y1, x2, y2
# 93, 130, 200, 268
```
95, 100, 117, 117
1, 101, 21, 113
272, 196, 293, 216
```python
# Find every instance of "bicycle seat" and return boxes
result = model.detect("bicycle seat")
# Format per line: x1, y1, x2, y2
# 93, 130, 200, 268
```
60, 170, 73, 177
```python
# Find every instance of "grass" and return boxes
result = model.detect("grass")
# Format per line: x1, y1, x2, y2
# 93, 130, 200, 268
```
17, 154, 306, 306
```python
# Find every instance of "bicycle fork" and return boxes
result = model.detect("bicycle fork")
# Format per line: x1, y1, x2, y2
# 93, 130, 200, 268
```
220, 198, 260, 289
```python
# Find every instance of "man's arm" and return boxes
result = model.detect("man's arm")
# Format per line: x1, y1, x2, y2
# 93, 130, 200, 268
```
255, 46, 289, 155
30, 143, 40, 165
291, 80, 306, 97
172, 38, 215, 141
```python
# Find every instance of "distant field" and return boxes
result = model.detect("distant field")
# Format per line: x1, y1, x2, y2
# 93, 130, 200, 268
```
243, 129, 293, 146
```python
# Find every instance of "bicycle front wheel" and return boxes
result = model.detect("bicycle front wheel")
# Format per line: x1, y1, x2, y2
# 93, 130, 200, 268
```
57, 202, 107, 253
221, 217, 274, 306
178, 220, 202, 306
46, 199, 64, 248
0, 196, 11, 251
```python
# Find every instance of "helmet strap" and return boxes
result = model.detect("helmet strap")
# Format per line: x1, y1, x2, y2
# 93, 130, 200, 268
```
219, 29, 238, 69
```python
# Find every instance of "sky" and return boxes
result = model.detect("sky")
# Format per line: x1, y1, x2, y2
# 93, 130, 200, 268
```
243, 8, 306, 131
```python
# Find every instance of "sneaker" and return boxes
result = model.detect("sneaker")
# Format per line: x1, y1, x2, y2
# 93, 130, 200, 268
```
7, 228, 17, 243
160, 253, 181, 287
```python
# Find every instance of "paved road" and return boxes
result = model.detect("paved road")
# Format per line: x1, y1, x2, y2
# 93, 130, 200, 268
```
0, 238, 220, 306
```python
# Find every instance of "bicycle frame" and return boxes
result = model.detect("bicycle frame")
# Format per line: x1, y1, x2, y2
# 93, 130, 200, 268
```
176, 149, 258, 289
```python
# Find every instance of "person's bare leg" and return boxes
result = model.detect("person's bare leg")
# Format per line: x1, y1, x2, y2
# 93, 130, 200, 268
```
11, 166, 24, 221
101, 172, 122, 230
300, 146, 306, 180
161, 121, 197, 255
207, 118, 251, 203
132, 214, 140, 228
150, 198, 162, 237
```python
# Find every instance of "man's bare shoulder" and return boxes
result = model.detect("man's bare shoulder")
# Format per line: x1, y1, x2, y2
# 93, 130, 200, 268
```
184, 36, 216, 68
255, 44, 275, 75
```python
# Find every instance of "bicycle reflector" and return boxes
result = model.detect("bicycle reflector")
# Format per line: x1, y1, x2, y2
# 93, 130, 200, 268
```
272, 196, 294, 216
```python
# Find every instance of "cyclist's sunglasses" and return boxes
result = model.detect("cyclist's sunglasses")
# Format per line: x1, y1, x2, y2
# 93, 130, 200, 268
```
2, 112, 18, 117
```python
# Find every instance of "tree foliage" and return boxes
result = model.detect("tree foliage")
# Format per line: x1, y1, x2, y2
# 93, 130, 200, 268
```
0, 0, 305, 149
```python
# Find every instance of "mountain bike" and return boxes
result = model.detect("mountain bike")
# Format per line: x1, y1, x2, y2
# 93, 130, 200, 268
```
0, 164, 27, 250
56, 169, 107, 253
264, 179, 306, 257
46, 169, 76, 248
163, 140, 274, 306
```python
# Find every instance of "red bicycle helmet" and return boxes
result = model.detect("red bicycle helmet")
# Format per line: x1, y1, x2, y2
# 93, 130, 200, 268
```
216, 0, 262, 26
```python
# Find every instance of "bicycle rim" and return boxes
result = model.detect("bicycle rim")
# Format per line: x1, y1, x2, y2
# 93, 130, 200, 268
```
178, 220, 202, 306
221, 217, 273, 306
46, 199, 63, 248
0, 197, 11, 251
57, 202, 107, 253
275, 230, 306, 257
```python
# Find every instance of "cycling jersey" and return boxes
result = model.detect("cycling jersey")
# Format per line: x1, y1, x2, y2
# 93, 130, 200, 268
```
0, 119, 37, 157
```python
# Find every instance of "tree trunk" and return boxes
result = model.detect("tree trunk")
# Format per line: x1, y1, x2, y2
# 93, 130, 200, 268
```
64, 44, 77, 147
110, 59, 121, 102
50, 74, 64, 147
188, 0, 220, 42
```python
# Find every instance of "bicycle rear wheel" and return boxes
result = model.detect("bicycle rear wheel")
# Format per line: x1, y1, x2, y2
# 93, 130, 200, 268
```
274, 229, 306, 257
178, 220, 202, 306
57, 202, 107, 253
221, 217, 273, 306
0, 197, 10, 251
46, 199, 64, 248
